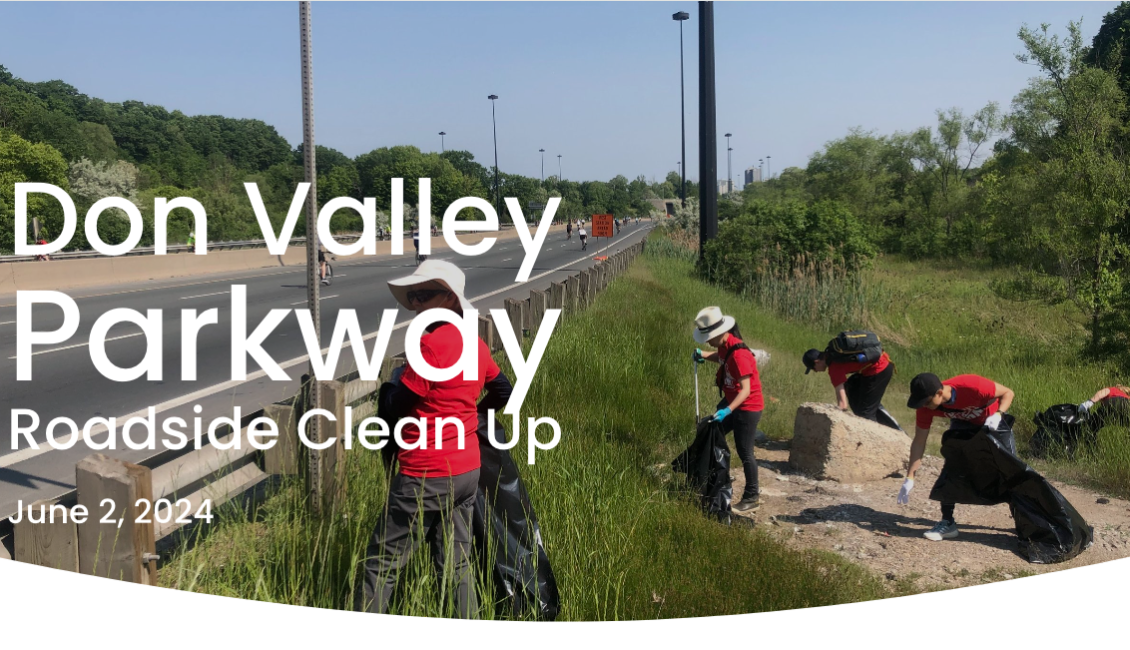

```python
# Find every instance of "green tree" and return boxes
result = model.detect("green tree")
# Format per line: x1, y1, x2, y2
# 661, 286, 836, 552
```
0, 130, 70, 253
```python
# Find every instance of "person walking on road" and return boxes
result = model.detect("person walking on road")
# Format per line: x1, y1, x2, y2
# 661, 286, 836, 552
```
692, 306, 765, 512
578, 225, 588, 250
359, 260, 514, 618
898, 372, 1015, 541
802, 337, 901, 430
566, 220, 573, 240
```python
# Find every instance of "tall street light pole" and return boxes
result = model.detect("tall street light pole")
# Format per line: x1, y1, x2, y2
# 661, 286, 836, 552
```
557, 154, 562, 181
673, 11, 689, 208
539, 148, 545, 183
697, 1, 718, 252
488, 94, 500, 221
725, 132, 732, 194
298, 0, 323, 511
759, 158, 763, 182
766, 154, 771, 180
439, 131, 446, 153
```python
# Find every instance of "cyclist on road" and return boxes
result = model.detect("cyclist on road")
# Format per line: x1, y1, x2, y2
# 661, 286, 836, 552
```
317, 234, 329, 285
413, 231, 427, 265
578, 225, 588, 251
566, 221, 573, 240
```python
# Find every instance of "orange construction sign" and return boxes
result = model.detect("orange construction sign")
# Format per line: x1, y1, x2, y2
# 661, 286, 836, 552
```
591, 214, 614, 238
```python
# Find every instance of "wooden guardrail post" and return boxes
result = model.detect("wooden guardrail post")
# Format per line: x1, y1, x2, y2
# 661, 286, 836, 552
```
479, 315, 499, 351
564, 276, 579, 314
14, 498, 79, 572
75, 454, 157, 584
263, 403, 300, 476
503, 298, 525, 340
548, 282, 565, 313
529, 289, 548, 337
580, 269, 593, 306
309, 380, 347, 515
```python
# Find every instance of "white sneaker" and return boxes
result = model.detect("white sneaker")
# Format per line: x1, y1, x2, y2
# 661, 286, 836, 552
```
923, 519, 959, 541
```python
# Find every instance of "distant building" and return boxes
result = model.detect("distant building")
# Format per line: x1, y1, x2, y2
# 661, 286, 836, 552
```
745, 166, 761, 185
718, 180, 734, 195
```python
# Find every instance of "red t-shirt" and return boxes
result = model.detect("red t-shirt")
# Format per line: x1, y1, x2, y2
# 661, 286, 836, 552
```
398, 323, 500, 477
915, 374, 1000, 430
1104, 387, 1129, 401
828, 351, 890, 387
715, 333, 764, 412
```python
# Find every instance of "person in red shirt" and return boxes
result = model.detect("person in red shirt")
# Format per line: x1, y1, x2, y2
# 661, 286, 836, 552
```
692, 306, 764, 512
359, 260, 513, 618
1078, 385, 1130, 432
802, 347, 901, 430
898, 373, 1014, 542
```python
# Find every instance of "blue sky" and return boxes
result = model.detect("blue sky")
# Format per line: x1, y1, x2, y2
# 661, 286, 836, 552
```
0, 2, 1120, 186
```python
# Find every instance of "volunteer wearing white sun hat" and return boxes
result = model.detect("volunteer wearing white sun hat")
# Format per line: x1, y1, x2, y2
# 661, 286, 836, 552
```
360, 260, 513, 618
692, 306, 765, 512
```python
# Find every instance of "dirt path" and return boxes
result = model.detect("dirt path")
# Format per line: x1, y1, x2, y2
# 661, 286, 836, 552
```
734, 441, 1130, 591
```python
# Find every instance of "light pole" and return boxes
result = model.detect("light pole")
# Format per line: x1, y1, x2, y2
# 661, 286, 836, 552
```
697, 1, 717, 251
299, 0, 323, 510
725, 132, 732, 194
759, 158, 763, 182
677, 160, 681, 179
488, 94, 500, 220
766, 154, 771, 180
673, 10, 689, 208
539, 148, 545, 183
557, 154, 562, 181
439, 131, 446, 153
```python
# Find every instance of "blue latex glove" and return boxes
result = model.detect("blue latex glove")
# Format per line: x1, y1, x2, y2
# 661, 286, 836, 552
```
692, 348, 706, 364
712, 406, 732, 422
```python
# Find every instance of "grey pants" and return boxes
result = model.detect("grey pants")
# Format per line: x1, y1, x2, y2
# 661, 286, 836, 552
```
359, 469, 479, 618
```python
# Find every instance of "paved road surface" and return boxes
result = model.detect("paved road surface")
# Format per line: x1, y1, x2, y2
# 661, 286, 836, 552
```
0, 223, 653, 519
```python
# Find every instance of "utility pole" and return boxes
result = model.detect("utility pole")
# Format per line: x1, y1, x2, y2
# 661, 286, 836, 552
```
298, 1, 322, 511
725, 132, 732, 194
698, 1, 717, 253
539, 148, 545, 182
439, 131, 446, 153
673, 11, 690, 209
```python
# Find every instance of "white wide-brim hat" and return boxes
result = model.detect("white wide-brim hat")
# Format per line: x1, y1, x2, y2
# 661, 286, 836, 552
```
388, 260, 475, 315
693, 306, 736, 344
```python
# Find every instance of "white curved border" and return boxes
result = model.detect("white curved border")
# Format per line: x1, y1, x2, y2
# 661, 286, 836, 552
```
1, 556, 1125, 647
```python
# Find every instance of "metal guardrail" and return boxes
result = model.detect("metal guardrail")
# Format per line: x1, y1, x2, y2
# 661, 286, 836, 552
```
0, 234, 365, 264
1, 224, 519, 263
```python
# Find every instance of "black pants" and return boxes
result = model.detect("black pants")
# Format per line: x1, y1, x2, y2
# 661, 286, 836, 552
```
938, 420, 1017, 524
1090, 397, 1130, 432
842, 363, 900, 430
359, 469, 479, 618
719, 407, 762, 499
580, 235, 587, 249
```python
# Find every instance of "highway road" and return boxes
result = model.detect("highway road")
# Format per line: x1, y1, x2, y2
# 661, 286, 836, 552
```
0, 222, 653, 520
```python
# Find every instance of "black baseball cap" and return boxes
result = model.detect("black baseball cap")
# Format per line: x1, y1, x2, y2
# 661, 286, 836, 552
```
802, 349, 822, 374
907, 373, 943, 409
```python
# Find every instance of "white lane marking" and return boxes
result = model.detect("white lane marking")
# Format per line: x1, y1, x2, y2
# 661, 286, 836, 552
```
290, 294, 339, 306
7, 332, 145, 360
0, 320, 15, 326
502, 257, 513, 262
180, 290, 230, 300
0, 231, 646, 468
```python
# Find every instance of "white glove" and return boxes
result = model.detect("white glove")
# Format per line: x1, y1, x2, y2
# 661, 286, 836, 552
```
1078, 400, 1095, 416
984, 412, 1002, 430
896, 478, 914, 505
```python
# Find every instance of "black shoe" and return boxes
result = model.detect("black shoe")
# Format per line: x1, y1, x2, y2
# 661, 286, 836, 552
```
735, 496, 761, 512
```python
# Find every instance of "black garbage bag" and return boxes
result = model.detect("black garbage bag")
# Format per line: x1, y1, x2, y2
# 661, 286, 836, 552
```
929, 416, 1093, 564
472, 412, 560, 620
672, 417, 733, 522
1030, 404, 1093, 457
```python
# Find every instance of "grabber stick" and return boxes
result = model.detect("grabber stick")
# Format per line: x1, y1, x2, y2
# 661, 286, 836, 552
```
694, 360, 701, 422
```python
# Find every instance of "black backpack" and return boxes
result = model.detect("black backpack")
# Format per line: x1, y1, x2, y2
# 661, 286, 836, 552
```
825, 330, 883, 365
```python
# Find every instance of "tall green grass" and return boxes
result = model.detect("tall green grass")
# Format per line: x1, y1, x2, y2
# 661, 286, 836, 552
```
159, 254, 894, 618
